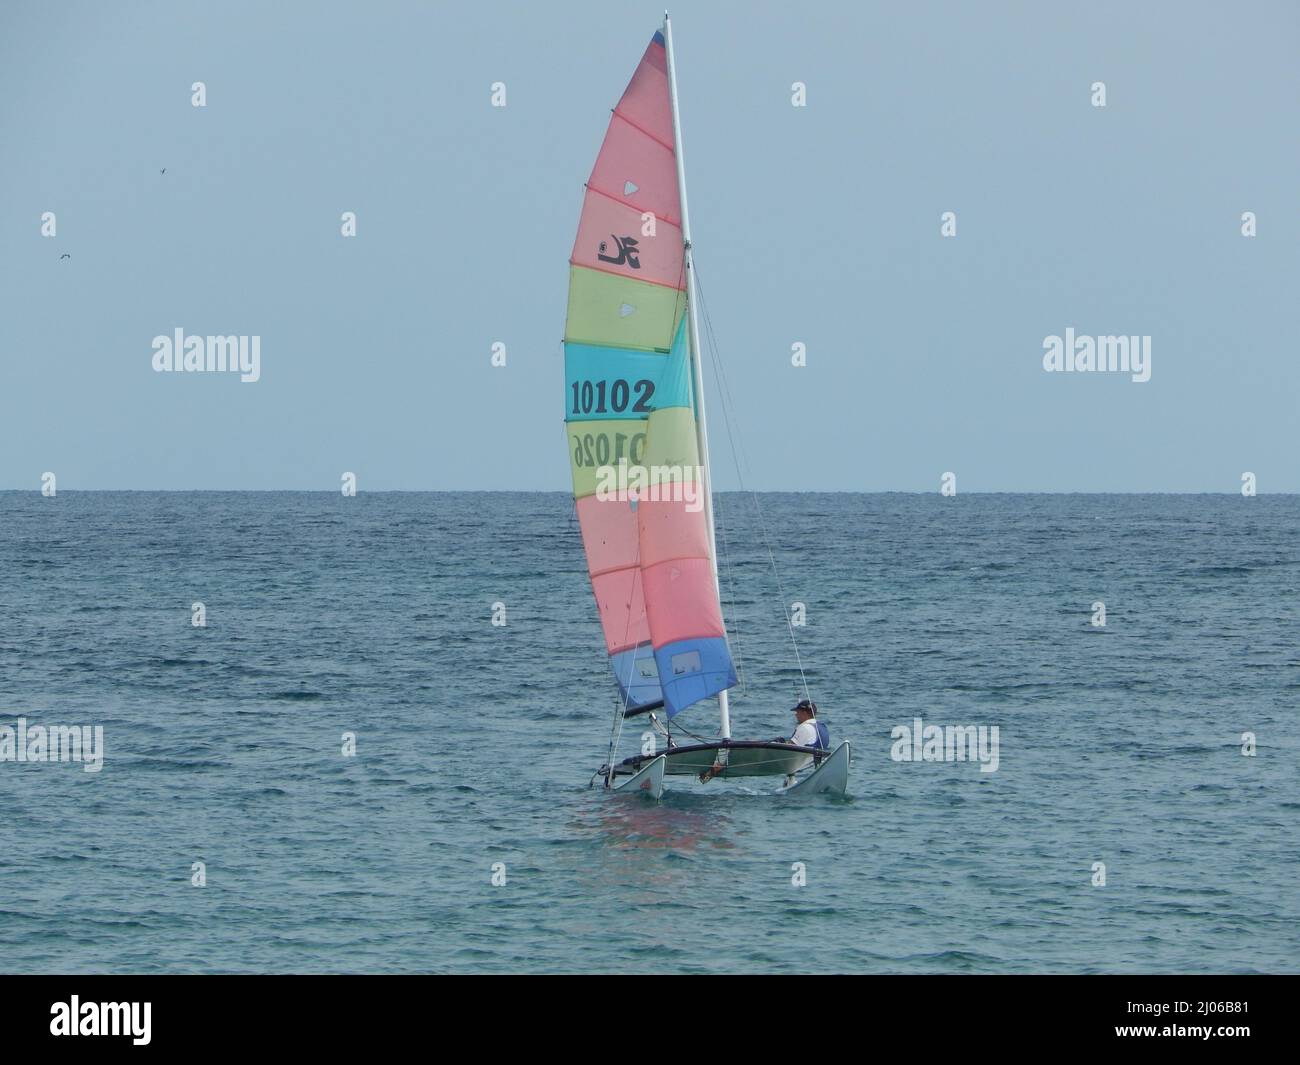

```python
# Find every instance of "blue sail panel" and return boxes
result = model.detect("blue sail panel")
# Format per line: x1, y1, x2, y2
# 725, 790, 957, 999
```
654, 636, 736, 718
610, 643, 663, 709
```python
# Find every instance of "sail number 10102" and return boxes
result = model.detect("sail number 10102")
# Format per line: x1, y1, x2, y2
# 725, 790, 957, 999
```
571, 378, 655, 415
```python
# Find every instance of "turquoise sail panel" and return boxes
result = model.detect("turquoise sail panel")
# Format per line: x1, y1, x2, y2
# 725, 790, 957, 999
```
564, 321, 692, 423
656, 318, 692, 412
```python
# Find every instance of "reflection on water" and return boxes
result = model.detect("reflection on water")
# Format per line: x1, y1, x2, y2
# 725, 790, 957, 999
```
565, 789, 743, 894
579, 788, 737, 854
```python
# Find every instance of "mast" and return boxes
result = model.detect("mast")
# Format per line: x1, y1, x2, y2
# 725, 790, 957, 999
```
663, 13, 731, 741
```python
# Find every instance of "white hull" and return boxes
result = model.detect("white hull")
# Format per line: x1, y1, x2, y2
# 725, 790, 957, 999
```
781, 741, 851, 797
612, 754, 665, 799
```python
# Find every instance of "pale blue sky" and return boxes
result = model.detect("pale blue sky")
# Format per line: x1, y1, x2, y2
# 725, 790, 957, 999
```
1, 0, 1296, 491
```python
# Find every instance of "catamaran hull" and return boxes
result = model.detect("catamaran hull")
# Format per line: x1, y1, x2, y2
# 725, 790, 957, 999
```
780, 741, 850, 796
612, 754, 665, 799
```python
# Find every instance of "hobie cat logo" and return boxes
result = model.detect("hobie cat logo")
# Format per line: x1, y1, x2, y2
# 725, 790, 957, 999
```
1042, 328, 1151, 383
597, 234, 641, 269
151, 328, 261, 382
50, 996, 151, 1045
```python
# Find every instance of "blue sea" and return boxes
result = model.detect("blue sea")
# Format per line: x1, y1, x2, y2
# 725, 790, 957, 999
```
1, 492, 1296, 973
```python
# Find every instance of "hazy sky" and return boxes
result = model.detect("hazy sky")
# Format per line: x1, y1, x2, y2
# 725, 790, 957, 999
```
1, 0, 1296, 491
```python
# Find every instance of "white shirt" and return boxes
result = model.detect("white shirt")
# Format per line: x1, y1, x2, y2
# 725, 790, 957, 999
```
790, 719, 819, 748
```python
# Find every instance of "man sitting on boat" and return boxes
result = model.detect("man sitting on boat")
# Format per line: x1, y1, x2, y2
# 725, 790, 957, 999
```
785, 699, 830, 777
697, 698, 829, 784
785, 702, 826, 759
788, 698, 824, 745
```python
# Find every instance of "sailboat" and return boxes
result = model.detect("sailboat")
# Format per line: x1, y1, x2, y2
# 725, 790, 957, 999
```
563, 15, 850, 799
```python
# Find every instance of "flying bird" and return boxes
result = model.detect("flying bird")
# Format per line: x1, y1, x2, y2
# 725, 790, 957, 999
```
59, 253, 70, 260
160, 167, 166, 174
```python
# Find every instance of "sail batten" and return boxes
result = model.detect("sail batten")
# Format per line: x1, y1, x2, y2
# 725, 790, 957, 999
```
565, 27, 736, 718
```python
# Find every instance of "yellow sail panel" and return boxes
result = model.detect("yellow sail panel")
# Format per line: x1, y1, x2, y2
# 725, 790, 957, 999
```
565, 419, 648, 500
564, 266, 686, 353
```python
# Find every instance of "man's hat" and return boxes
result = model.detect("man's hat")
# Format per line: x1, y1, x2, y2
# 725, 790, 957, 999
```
791, 698, 817, 715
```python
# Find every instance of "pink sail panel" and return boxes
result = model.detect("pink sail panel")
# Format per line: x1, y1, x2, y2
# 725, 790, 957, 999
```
591, 563, 653, 656
575, 492, 638, 578
587, 119, 681, 228
576, 493, 646, 655
613, 32, 674, 145
572, 189, 685, 290
640, 556, 727, 648
635, 496, 710, 569
579, 31, 683, 288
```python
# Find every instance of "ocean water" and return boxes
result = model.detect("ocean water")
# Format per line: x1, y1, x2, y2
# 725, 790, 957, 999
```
1, 491, 1296, 974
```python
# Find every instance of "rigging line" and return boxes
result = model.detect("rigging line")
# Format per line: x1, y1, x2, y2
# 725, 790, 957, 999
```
667, 716, 710, 744
605, 648, 635, 781
713, 488, 745, 693
604, 521, 646, 779
693, 263, 812, 705
690, 257, 744, 694
714, 489, 746, 693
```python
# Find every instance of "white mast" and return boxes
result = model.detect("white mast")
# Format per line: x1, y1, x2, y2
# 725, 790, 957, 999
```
663, 12, 731, 741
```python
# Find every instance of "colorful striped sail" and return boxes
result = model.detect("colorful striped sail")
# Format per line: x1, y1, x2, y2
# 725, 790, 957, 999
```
564, 29, 737, 718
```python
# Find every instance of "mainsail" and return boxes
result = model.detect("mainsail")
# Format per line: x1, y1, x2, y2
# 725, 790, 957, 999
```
564, 28, 736, 719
